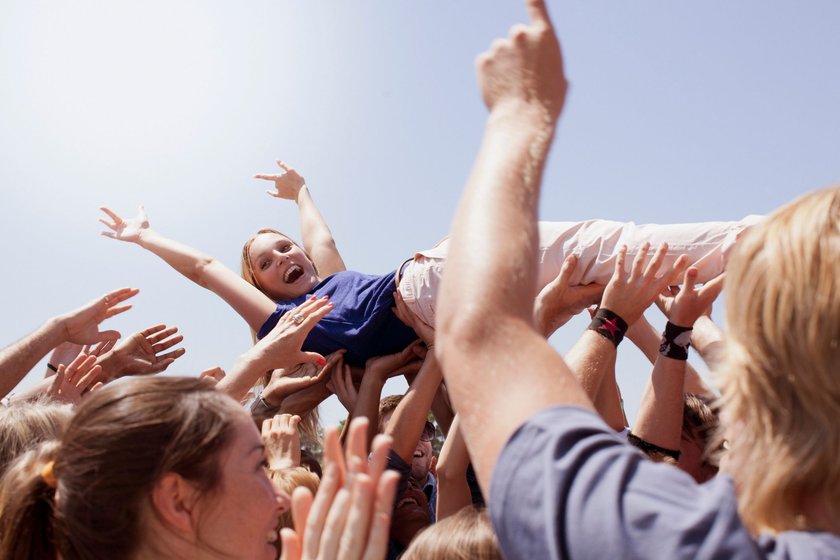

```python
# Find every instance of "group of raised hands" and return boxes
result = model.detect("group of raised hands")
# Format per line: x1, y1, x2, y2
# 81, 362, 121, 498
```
0, 287, 188, 405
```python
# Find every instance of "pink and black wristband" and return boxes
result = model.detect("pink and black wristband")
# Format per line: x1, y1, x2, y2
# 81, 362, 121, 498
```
587, 308, 629, 347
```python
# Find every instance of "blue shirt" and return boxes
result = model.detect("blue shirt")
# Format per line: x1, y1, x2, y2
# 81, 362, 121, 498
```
257, 270, 418, 367
490, 406, 840, 560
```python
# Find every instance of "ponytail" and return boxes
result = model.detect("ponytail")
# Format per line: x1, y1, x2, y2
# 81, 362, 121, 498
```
0, 440, 60, 560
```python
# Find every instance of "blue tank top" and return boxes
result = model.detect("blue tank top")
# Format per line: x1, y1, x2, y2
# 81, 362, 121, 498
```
257, 270, 418, 367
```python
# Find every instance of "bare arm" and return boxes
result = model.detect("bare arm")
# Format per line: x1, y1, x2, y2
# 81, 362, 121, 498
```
632, 269, 724, 450
626, 313, 713, 396
0, 287, 138, 399
435, 415, 474, 521
384, 353, 442, 464
256, 161, 347, 276
563, 331, 624, 430
436, 2, 589, 497
216, 297, 333, 401
100, 207, 276, 332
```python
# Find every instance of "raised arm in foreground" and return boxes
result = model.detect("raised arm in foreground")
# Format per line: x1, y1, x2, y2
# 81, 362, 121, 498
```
435, 0, 592, 496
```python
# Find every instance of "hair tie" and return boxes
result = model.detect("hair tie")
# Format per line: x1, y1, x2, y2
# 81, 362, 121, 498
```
41, 460, 57, 489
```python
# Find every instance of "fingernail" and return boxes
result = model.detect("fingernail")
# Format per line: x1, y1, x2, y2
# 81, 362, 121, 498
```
321, 295, 329, 301
317, 357, 326, 366
310, 296, 317, 301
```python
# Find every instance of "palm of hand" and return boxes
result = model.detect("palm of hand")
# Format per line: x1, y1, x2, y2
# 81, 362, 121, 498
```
119, 335, 159, 375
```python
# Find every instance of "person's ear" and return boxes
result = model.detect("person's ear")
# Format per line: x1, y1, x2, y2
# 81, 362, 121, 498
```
150, 472, 201, 534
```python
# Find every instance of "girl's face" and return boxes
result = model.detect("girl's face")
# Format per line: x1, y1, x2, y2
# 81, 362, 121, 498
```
249, 233, 319, 300
193, 409, 290, 560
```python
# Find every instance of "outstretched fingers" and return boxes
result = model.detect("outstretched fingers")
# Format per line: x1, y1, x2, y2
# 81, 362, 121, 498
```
643, 242, 669, 279
629, 242, 651, 281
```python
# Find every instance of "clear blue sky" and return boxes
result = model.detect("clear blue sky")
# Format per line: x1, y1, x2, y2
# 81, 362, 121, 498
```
2, 1, 838, 427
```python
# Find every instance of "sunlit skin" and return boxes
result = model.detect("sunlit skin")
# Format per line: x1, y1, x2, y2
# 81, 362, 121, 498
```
192, 409, 290, 560
248, 233, 321, 301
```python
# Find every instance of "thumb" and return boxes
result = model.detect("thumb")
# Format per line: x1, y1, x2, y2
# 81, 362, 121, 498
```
95, 330, 121, 344
299, 352, 327, 368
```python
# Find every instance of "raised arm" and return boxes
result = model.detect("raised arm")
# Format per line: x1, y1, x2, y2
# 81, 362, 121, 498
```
100, 206, 276, 331
216, 296, 333, 402
632, 269, 724, 452
435, 1, 587, 496
384, 353, 442, 465
0, 287, 137, 399
626, 311, 713, 397
256, 161, 346, 277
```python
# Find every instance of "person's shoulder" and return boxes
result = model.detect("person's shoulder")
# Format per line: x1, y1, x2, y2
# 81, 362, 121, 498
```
757, 530, 840, 560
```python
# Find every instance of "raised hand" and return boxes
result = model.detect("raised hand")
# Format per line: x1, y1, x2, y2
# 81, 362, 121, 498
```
476, 0, 566, 121
656, 270, 725, 328
262, 349, 346, 407
248, 296, 334, 371
326, 362, 358, 413
255, 160, 307, 202
57, 287, 139, 345
280, 418, 399, 560
262, 413, 303, 470
99, 206, 150, 244
109, 324, 185, 379
600, 243, 687, 326
364, 340, 425, 383
534, 254, 606, 337
199, 366, 226, 386
48, 354, 103, 404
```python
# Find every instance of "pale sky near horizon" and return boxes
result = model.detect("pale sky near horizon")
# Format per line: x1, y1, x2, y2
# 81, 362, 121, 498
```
2, 1, 839, 429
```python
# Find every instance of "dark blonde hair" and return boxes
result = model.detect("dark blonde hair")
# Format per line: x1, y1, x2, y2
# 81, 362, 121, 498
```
268, 466, 320, 530
0, 377, 240, 560
718, 185, 840, 533
0, 399, 72, 477
402, 507, 502, 560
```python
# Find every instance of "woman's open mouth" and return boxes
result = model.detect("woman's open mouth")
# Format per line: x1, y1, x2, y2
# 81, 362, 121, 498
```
284, 264, 304, 284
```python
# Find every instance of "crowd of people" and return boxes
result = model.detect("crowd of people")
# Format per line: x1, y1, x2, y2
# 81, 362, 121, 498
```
1, 1, 838, 558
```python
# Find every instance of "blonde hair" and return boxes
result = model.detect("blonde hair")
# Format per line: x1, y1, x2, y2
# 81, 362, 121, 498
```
717, 185, 840, 533
402, 507, 502, 560
268, 467, 320, 529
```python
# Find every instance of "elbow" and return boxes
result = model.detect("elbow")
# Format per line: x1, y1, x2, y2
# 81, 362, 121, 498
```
193, 256, 217, 287
437, 303, 510, 363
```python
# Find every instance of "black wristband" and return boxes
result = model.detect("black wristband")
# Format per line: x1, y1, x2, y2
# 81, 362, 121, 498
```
587, 308, 628, 347
47, 363, 59, 373
627, 432, 681, 461
659, 321, 693, 361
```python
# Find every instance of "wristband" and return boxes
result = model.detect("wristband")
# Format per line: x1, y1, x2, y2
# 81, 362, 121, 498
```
659, 321, 693, 361
587, 308, 628, 347
250, 396, 279, 420
47, 363, 59, 373
627, 432, 681, 461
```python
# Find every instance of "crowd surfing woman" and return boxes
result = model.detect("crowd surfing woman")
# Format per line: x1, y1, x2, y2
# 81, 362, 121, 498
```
100, 164, 755, 373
